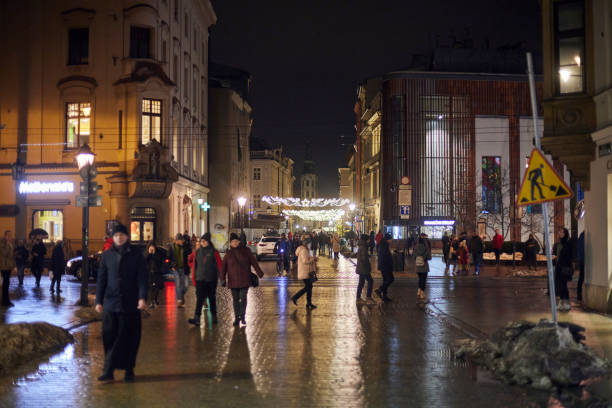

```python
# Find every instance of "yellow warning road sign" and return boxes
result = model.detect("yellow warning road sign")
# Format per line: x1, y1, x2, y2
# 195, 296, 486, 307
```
517, 148, 572, 206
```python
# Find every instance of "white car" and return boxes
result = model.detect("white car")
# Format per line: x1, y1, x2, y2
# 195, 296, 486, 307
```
256, 236, 280, 260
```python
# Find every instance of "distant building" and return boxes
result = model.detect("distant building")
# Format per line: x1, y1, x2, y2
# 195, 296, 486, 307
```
350, 48, 571, 242
300, 142, 318, 199
338, 167, 353, 202
250, 144, 294, 232
0, 0, 216, 248
208, 63, 252, 248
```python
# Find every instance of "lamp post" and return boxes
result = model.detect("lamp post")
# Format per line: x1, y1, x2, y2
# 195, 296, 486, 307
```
237, 196, 247, 237
76, 144, 96, 306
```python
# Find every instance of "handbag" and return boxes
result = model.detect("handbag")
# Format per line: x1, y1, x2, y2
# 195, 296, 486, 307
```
415, 256, 425, 267
308, 262, 318, 282
250, 273, 260, 288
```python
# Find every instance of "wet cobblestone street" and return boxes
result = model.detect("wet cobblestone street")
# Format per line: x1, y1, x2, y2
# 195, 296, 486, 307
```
0, 256, 571, 407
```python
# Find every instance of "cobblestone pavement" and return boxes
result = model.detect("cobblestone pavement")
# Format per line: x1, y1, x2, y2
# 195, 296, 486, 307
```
0, 256, 565, 408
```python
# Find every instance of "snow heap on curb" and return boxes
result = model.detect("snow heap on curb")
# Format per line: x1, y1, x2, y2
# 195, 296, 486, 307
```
0, 322, 74, 374
453, 319, 610, 391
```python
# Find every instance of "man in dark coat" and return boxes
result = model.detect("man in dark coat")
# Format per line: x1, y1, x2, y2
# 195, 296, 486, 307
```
375, 233, 394, 301
30, 237, 46, 287
470, 232, 484, 276
50, 241, 66, 294
95, 223, 148, 382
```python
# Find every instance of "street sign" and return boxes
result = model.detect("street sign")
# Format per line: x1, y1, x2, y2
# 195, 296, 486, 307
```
400, 205, 410, 219
75, 195, 102, 208
517, 148, 572, 206
398, 185, 412, 206
401, 176, 410, 185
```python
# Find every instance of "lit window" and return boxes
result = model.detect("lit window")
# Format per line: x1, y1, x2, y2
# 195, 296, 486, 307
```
555, 1, 584, 94
66, 102, 91, 148
141, 98, 162, 144
482, 156, 501, 213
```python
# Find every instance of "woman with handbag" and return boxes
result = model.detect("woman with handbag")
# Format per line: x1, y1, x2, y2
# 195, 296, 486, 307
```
291, 235, 318, 309
220, 233, 264, 326
413, 234, 432, 302
356, 234, 374, 304
554, 228, 573, 312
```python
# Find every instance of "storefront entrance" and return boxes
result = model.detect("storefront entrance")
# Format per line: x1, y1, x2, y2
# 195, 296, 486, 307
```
32, 210, 63, 242
130, 207, 156, 243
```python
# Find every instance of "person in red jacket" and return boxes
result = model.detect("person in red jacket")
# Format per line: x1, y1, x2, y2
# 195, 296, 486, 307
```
375, 230, 383, 247
220, 233, 264, 326
103, 236, 114, 252
188, 240, 200, 286
492, 229, 504, 264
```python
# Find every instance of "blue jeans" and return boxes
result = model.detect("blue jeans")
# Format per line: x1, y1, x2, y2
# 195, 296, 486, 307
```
473, 253, 483, 275
173, 267, 188, 301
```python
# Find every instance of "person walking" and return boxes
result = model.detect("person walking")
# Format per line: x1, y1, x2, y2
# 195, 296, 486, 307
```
145, 242, 164, 308
524, 234, 540, 271
220, 233, 264, 326
554, 228, 573, 312
375, 230, 383, 250
375, 233, 394, 301
291, 235, 318, 309
0, 231, 15, 307
414, 233, 432, 302
332, 234, 340, 261
31, 236, 46, 287
189, 233, 221, 326
310, 232, 319, 256
169, 234, 188, 308
470, 232, 484, 276
456, 237, 470, 275
492, 229, 504, 264
274, 233, 292, 276
50, 241, 66, 294
319, 233, 327, 256
441, 232, 450, 266
356, 234, 374, 304
369, 231, 376, 256
95, 224, 148, 382
188, 240, 201, 284
14, 239, 28, 286
577, 231, 585, 302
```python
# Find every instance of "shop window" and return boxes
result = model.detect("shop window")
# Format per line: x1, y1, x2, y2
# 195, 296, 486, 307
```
68, 28, 89, 65
32, 210, 63, 242
253, 168, 261, 180
130, 207, 156, 243
66, 102, 91, 148
482, 156, 502, 214
141, 98, 161, 145
130, 26, 152, 59
555, 1, 585, 94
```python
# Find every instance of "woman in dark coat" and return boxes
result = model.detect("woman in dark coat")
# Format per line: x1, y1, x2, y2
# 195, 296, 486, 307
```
356, 234, 374, 303
50, 241, 66, 294
554, 228, 573, 312
189, 233, 222, 326
145, 241, 164, 308
524, 234, 540, 270
220, 233, 264, 326
413, 234, 432, 302
375, 233, 394, 301
95, 224, 148, 382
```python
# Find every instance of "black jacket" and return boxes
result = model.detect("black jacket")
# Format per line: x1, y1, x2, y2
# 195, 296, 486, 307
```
377, 240, 393, 273
96, 243, 148, 312
14, 246, 28, 267
470, 236, 484, 254
51, 244, 66, 275
356, 241, 371, 275
146, 250, 165, 288
194, 246, 220, 282
31, 242, 46, 269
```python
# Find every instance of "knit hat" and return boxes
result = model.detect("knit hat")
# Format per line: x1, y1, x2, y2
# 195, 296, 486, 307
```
229, 232, 240, 242
201, 232, 211, 242
384, 233, 392, 240
111, 223, 128, 236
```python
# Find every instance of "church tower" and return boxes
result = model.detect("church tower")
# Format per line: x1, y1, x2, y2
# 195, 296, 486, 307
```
300, 141, 318, 199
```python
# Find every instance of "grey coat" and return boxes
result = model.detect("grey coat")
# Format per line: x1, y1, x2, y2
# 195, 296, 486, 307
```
356, 242, 371, 275
413, 242, 432, 274
194, 246, 219, 282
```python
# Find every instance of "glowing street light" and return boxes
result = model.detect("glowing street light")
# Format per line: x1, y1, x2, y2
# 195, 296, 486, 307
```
75, 144, 95, 169
237, 196, 247, 207
349, 203, 356, 211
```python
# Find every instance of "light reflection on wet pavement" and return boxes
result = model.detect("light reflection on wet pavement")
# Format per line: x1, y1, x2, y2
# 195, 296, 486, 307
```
0, 256, 551, 407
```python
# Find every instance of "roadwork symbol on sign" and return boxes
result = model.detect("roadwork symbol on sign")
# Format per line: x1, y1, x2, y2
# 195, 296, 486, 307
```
517, 148, 572, 206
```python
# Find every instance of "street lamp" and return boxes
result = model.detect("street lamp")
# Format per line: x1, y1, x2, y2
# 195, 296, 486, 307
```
76, 144, 96, 306
237, 196, 247, 240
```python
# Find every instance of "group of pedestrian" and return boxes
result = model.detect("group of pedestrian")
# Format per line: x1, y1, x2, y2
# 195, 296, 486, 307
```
355, 232, 395, 303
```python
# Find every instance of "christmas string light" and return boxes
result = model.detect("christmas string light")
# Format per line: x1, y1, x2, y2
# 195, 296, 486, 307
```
262, 196, 350, 207
283, 209, 345, 221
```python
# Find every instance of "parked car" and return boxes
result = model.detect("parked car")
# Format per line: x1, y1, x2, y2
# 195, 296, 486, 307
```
256, 235, 280, 261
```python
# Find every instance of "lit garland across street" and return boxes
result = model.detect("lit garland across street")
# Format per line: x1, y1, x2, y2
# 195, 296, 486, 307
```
283, 209, 345, 221
262, 196, 349, 207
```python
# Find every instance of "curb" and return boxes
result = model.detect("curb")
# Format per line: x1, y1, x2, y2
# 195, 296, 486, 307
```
425, 301, 489, 340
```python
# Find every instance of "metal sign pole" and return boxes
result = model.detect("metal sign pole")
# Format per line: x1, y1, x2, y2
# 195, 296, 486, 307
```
527, 52, 558, 324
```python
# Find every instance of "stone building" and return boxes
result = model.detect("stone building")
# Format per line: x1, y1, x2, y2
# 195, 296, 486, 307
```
207, 63, 252, 248
0, 0, 216, 249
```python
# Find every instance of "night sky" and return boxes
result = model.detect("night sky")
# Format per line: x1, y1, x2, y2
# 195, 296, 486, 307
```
210, 0, 542, 197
